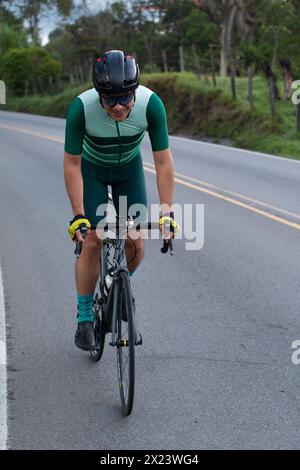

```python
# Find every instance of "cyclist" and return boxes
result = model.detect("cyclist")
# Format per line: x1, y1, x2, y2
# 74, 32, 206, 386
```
64, 50, 178, 351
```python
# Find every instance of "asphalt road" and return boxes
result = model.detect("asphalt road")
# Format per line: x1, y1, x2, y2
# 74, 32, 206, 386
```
0, 110, 300, 450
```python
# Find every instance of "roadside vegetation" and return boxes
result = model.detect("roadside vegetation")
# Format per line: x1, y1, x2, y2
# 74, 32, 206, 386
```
3, 72, 299, 160
1, 0, 300, 159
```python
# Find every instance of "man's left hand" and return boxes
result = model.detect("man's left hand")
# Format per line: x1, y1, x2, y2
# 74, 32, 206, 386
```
159, 212, 180, 240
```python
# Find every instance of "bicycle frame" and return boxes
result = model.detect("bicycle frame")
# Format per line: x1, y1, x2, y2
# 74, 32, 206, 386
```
75, 217, 174, 346
74, 215, 175, 415
99, 236, 136, 347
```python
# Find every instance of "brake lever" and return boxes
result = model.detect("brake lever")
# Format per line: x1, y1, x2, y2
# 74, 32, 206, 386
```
74, 241, 81, 258
74, 225, 88, 259
161, 238, 174, 255
160, 216, 174, 255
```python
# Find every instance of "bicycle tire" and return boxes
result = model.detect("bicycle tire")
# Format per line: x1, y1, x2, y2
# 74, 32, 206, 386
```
90, 292, 106, 363
116, 271, 135, 416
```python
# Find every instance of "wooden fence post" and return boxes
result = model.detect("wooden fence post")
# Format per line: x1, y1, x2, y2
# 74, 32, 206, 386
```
268, 76, 276, 117
279, 59, 294, 100
191, 43, 201, 79
70, 71, 75, 85
209, 44, 216, 86
296, 103, 300, 131
179, 46, 185, 72
263, 63, 279, 117
162, 50, 168, 73
24, 79, 29, 97
230, 66, 236, 99
247, 65, 254, 110
78, 63, 84, 83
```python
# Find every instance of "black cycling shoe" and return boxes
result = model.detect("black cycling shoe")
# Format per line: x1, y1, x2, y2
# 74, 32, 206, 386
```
75, 321, 96, 351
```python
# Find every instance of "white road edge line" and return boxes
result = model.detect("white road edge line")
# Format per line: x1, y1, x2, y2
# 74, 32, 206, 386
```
0, 120, 299, 164
169, 134, 300, 164
0, 261, 7, 450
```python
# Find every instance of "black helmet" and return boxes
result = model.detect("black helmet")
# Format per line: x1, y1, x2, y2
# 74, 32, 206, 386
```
92, 50, 140, 95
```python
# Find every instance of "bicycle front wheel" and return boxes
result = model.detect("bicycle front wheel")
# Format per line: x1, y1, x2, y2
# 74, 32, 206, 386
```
116, 271, 135, 416
90, 291, 106, 363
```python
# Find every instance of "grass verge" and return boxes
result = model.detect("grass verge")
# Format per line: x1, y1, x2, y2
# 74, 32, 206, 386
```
2, 73, 299, 160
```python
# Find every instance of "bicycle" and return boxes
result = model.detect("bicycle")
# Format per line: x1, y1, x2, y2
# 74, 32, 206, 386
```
74, 215, 174, 416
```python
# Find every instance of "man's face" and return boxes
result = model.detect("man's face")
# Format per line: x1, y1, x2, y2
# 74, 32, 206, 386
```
101, 91, 135, 121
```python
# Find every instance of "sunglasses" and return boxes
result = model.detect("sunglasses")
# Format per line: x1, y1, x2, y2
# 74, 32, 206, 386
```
101, 93, 134, 108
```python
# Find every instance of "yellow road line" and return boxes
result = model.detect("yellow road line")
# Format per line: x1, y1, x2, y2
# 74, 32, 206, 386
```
0, 123, 63, 144
144, 166, 300, 231
1, 123, 300, 231
143, 161, 300, 222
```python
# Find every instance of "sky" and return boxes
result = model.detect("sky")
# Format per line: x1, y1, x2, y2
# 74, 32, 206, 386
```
40, 0, 114, 45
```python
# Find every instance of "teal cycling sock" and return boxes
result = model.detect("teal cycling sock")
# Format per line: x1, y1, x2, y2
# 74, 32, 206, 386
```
77, 293, 94, 323
129, 270, 135, 278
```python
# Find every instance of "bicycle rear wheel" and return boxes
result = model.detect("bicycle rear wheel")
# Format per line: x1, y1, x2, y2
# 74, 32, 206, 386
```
116, 271, 135, 416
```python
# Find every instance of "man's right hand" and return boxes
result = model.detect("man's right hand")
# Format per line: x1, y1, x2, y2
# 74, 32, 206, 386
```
68, 214, 91, 242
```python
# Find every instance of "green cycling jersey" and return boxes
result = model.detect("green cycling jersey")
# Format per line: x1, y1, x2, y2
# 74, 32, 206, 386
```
64, 85, 169, 167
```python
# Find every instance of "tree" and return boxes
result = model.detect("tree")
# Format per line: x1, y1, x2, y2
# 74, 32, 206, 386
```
236, 0, 299, 92
46, 7, 122, 84
28, 46, 61, 91
1, 48, 33, 95
0, 1, 28, 54
0, 23, 28, 55
15, 0, 74, 44
1, 46, 61, 95
0, 1, 23, 26
193, 0, 254, 76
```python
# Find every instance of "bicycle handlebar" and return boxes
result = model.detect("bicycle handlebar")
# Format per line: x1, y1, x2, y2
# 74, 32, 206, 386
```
74, 221, 174, 258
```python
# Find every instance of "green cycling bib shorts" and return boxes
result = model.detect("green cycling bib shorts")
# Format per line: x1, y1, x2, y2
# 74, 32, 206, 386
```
81, 152, 148, 225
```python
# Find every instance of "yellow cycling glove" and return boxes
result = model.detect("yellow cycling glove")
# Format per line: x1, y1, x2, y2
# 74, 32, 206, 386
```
68, 214, 91, 241
159, 211, 180, 235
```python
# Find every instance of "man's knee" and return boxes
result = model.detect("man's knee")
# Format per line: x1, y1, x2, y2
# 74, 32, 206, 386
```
126, 237, 144, 260
81, 231, 102, 258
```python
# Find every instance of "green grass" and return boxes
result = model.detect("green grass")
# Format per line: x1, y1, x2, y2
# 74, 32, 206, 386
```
193, 74, 300, 159
2, 72, 300, 160
3, 84, 89, 117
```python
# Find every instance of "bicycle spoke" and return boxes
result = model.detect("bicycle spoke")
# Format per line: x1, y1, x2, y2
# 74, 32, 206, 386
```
121, 325, 128, 339
121, 352, 130, 375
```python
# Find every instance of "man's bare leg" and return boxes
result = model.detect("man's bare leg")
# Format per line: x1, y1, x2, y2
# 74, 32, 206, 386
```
124, 233, 145, 275
76, 230, 102, 295
74, 230, 103, 350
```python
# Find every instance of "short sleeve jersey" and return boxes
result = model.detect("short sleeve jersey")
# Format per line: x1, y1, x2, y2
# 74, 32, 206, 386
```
64, 85, 169, 167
